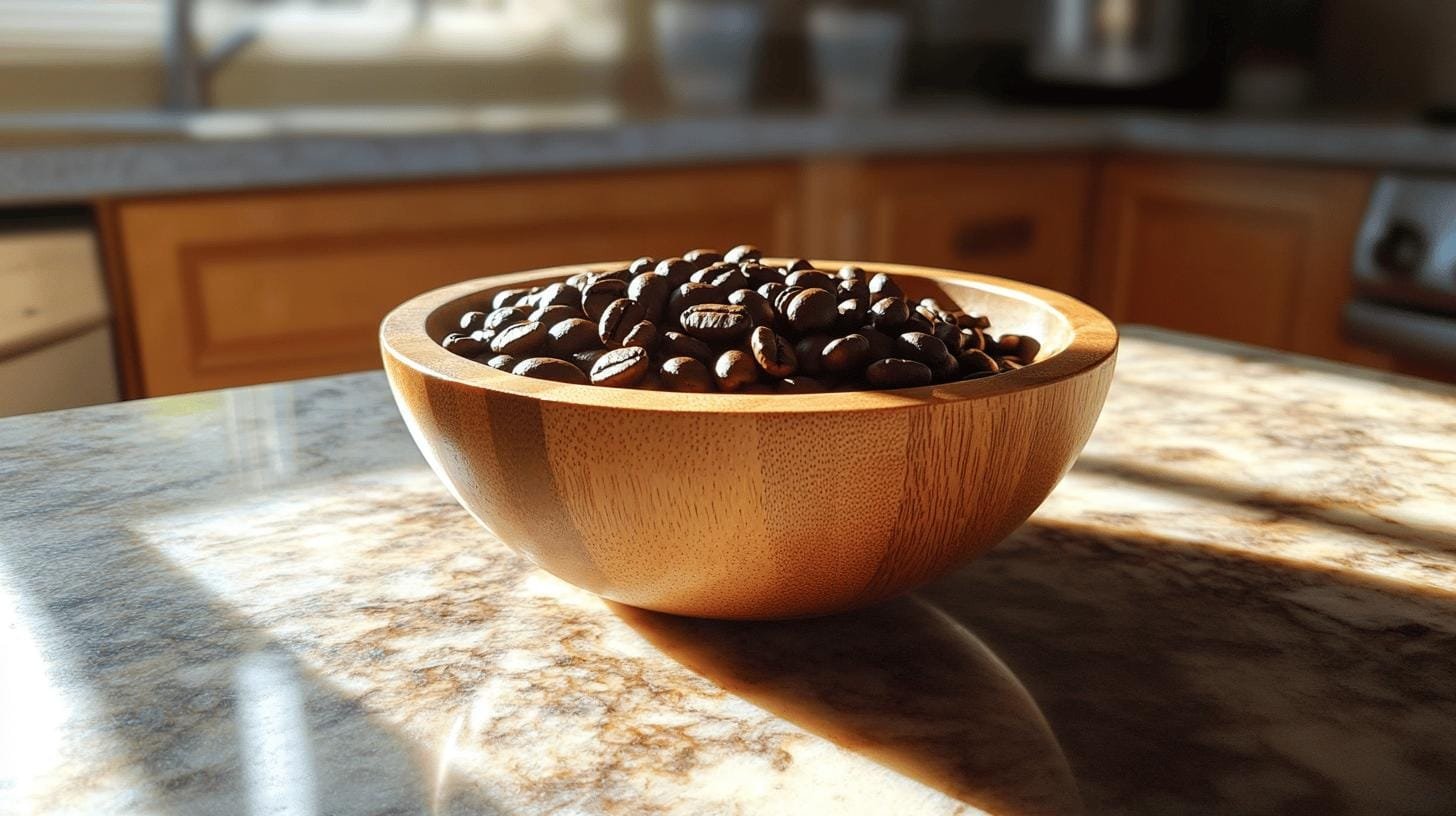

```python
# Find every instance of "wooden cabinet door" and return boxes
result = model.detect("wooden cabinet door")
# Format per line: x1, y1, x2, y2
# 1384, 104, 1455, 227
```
106, 164, 799, 396
1091, 157, 1372, 356
843, 155, 1093, 296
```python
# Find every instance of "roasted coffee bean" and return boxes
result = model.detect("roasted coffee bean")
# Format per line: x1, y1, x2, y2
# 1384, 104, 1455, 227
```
590, 268, 634, 285
689, 267, 716, 285
628, 272, 672, 320
667, 282, 720, 325
566, 272, 592, 289
659, 356, 714, 392
934, 320, 963, 353
484, 306, 530, 332
785, 269, 836, 291
655, 257, 695, 288
866, 358, 932, 389
749, 326, 797, 377
582, 278, 629, 320
661, 331, 715, 363
548, 318, 600, 354
857, 325, 896, 360
622, 320, 658, 351
794, 334, 832, 375
772, 285, 805, 315
531, 304, 583, 328
599, 298, 648, 348
958, 349, 999, 375
590, 345, 651, 387
869, 297, 910, 330
758, 281, 788, 303
681, 303, 751, 342
725, 244, 763, 264
570, 348, 608, 372
742, 262, 782, 286
835, 298, 868, 331
837, 279, 869, 303
995, 334, 1041, 364
714, 349, 760, 392
914, 303, 940, 326
683, 248, 723, 267
903, 314, 935, 335
821, 333, 871, 373
711, 266, 752, 292
728, 288, 775, 326
535, 282, 580, 309
895, 331, 955, 370
485, 353, 518, 371
490, 321, 547, 355
459, 310, 488, 332
443, 332, 489, 357
998, 357, 1025, 371
784, 258, 815, 272
868, 272, 902, 299
785, 288, 837, 333
960, 327, 986, 352
957, 313, 991, 331
629, 256, 657, 276
492, 288, 528, 309
778, 376, 825, 394
512, 356, 589, 384
838, 264, 865, 282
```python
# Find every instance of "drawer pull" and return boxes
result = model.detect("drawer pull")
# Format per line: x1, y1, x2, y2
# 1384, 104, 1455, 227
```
954, 216, 1034, 257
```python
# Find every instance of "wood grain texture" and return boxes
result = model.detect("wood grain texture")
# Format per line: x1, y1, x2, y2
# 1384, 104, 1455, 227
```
111, 164, 800, 396
382, 261, 1117, 619
1090, 156, 1373, 358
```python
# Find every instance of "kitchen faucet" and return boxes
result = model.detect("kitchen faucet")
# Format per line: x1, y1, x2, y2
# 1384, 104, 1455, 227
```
162, 0, 261, 111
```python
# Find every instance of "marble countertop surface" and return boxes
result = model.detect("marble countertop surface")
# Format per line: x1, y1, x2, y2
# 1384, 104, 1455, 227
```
2, 326, 1455, 815
2, 105, 1455, 206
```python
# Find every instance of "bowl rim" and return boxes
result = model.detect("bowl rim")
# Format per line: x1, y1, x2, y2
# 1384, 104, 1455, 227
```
380, 260, 1118, 415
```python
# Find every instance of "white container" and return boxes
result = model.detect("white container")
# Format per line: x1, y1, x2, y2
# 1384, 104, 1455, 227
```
653, 0, 766, 110
807, 4, 907, 110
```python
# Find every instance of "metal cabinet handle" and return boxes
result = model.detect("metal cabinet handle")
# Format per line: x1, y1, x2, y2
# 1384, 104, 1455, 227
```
954, 216, 1035, 257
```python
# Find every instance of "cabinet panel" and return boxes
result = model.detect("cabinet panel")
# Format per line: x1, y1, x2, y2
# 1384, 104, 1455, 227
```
108, 164, 799, 396
856, 155, 1094, 296
1092, 157, 1373, 357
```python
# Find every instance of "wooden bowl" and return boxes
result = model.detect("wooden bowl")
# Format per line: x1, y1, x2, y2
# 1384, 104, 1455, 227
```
381, 261, 1117, 620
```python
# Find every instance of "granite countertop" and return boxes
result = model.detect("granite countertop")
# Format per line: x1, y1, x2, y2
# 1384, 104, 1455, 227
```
2, 105, 1456, 206
2, 326, 1455, 815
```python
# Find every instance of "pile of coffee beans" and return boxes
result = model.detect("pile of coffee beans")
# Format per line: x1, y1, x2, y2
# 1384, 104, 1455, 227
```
441, 245, 1042, 393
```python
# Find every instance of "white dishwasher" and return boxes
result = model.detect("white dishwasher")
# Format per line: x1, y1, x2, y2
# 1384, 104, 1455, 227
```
0, 214, 120, 418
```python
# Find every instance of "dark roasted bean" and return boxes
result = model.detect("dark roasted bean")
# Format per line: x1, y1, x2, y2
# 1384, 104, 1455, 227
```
492, 288, 528, 309
838, 264, 865, 282
590, 346, 651, 387
868, 272, 902, 299
459, 310, 487, 332
835, 298, 868, 331
868, 297, 910, 330
661, 331, 715, 363
725, 244, 763, 264
712, 267, 752, 292
998, 357, 1025, 371
598, 298, 647, 348
667, 282, 720, 326
535, 282, 580, 309
512, 356, 589, 384
566, 272, 592, 289
758, 281, 788, 303
714, 349, 760, 392
778, 376, 825, 394
902, 314, 935, 335
866, 358, 932, 389
484, 306, 530, 332
628, 272, 672, 321
958, 349, 999, 375
622, 320, 658, 351
629, 256, 657, 276
728, 288, 775, 326
683, 248, 723, 267
659, 356, 714, 392
749, 326, 797, 377
857, 325, 896, 361
681, 303, 752, 342
570, 348, 608, 372
784, 258, 815, 272
590, 268, 634, 285
771, 285, 804, 315
485, 353, 518, 371
443, 332, 489, 357
490, 321, 547, 355
548, 318, 600, 354
821, 333, 871, 374
582, 278, 629, 321
794, 334, 832, 375
742, 262, 783, 286
689, 267, 716, 285
934, 320, 963, 353
995, 334, 1041, 364
531, 304, 583, 328
895, 331, 955, 370
961, 327, 986, 352
957, 313, 991, 331
785, 288, 837, 333
837, 279, 869, 303
785, 269, 836, 291
655, 257, 695, 288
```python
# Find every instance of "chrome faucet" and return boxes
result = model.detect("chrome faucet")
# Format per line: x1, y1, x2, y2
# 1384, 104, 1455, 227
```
162, 0, 261, 111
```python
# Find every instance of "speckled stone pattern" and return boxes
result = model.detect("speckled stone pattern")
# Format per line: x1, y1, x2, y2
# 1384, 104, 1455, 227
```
1, 327, 1453, 815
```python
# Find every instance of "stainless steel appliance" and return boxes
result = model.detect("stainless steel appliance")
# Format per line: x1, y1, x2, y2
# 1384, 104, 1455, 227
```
1345, 175, 1456, 369
1031, 0, 1185, 87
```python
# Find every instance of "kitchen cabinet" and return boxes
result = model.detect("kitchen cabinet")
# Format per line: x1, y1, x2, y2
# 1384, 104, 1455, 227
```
104, 164, 800, 397
1090, 157, 1374, 359
807, 155, 1094, 296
